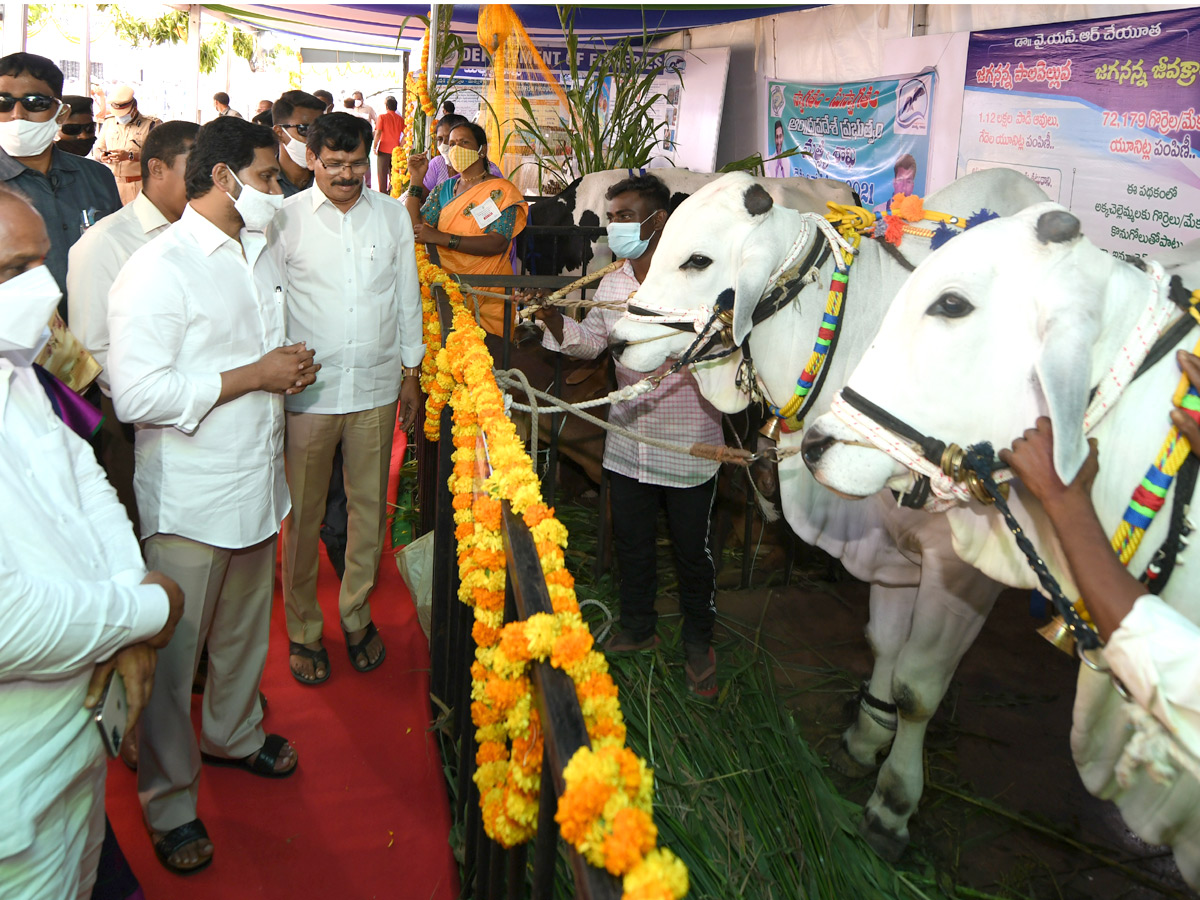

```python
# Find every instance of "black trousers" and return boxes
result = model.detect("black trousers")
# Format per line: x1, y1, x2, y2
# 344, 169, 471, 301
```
609, 470, 717, 649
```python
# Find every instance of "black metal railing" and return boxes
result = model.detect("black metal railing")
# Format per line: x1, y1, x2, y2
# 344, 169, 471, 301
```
425, 282, 622, 899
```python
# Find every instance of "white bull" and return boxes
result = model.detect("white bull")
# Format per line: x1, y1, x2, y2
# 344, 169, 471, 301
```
803, 203, 1200, 885
609, 169, 1048, 858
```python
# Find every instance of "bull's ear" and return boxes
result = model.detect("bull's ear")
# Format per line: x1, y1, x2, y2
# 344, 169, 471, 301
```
732, 242, 778, 346
1035, 311, 1099, 483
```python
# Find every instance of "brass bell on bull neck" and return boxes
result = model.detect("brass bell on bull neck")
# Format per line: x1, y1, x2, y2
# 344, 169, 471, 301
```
759, 417, 782, 443
1037, 614, 1078, 656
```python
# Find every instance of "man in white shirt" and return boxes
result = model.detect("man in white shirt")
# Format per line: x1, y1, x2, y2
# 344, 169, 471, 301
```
68, 119, 199, 529
0, 185, 183, 900
107, 116, 318, 874
272, 111, 422, 683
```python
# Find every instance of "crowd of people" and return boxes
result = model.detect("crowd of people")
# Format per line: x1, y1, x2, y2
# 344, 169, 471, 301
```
5, 37, 1198, 900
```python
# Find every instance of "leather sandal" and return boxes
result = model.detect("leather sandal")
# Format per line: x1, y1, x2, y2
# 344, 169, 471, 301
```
344, 621, 386, 672
152, 818, 213, 875
602, 631, 661, 654
288, 641, 330, 685
201, 733, 297, 778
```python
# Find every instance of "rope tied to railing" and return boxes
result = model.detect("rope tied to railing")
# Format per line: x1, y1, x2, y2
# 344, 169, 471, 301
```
494, 367, 803, 467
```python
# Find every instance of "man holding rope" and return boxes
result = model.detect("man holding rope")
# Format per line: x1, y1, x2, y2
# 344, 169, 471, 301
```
529, 174, 724, 699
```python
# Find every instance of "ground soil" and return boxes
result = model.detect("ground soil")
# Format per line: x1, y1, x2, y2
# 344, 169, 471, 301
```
714, 556, 1198, 900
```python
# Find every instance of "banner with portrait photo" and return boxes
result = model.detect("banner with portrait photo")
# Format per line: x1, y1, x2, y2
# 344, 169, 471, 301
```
765, 74, 935, 209
958, 7, 1200, 260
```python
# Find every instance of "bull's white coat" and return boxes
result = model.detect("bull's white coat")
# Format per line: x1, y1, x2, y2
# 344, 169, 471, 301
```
805, 204, 1200, 885
610, 170, 1048, 856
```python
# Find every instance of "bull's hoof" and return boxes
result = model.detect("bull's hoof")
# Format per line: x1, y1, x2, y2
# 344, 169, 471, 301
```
829, 741, 878, 779
858, 811, 908, 863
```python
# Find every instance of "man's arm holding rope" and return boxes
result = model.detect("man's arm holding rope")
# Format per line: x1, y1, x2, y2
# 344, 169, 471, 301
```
1000, 350, 1200, 642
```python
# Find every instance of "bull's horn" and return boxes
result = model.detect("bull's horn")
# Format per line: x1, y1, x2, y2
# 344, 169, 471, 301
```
1036, 210, 1081, 244
743, 183, 773, 216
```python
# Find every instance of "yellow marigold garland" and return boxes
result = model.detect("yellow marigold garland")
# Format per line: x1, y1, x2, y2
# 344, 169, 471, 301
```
416, 244, 687, 898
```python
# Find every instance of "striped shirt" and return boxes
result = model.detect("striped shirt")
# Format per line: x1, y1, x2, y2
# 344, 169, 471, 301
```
540, 261, 722, 488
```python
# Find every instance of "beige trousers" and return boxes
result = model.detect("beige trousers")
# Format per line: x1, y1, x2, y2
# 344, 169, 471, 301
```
137, 532, 277, 833
0, 758, 106, 900
281, 401, 397, 644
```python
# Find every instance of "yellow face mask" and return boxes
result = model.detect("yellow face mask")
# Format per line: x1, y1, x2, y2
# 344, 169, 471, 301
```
447, 143, 482, 175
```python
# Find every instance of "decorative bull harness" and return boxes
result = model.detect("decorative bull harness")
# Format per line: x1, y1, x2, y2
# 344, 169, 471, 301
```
831, 258, 1200, 674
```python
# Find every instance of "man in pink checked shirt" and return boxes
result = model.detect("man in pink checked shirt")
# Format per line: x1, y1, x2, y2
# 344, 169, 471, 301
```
533, 174, 723, 700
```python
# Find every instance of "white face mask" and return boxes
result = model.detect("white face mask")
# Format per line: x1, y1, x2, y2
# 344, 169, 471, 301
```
0, 265, 61, 355
0, 101, 64, 158
354, 98, 363, 108
227, 169, 283, 231
116, 111, 133, 126
282, 131, 309, 169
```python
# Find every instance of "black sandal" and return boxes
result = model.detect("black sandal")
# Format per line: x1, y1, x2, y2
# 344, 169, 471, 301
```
288, 641, 330, 685
152, 818, 213, 875
201, 733, 297, 778
344, 621, 386, 673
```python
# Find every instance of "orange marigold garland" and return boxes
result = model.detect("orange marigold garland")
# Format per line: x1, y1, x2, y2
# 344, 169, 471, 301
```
416, 243, 688, 897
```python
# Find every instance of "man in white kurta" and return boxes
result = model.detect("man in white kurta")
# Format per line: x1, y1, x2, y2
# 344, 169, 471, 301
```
271, 112, 423, 683
0, 188, 177, 899
67, 120, 199, 533
107, 116, 317, 873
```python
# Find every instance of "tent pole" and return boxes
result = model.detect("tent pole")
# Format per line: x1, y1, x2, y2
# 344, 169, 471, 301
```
82, 3, 91, 98
188, 4, 201, 123
1, 4, 28, 56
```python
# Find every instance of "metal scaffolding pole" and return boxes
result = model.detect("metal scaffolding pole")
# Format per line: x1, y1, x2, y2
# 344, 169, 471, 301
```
188, 5, 202, 123
1, 4, 28, 56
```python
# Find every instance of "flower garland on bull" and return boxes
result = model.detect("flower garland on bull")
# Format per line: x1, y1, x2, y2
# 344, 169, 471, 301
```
426, 251, 687, 899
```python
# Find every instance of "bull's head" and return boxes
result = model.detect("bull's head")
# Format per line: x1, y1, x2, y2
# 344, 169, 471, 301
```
611, 172, 802, 386
803, 202, 1122, 502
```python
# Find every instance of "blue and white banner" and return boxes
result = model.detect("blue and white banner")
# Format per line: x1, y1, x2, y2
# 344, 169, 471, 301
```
959, 7, 1200, 259
765, 74, 934, 208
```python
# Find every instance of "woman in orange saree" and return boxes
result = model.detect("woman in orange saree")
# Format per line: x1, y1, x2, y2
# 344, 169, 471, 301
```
414, 123, 528, 336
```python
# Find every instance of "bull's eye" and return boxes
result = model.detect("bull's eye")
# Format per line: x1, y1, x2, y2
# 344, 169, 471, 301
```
925, 292, 974, 318
680, 254, 712, 271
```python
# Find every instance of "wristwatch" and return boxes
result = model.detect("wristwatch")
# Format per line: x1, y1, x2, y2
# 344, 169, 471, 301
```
447, 234, 461, 250
402, 366, 421, 378
407, 184, 422, 198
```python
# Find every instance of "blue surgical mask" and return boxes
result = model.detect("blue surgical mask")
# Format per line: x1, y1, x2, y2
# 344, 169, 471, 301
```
606, 212, 658, 260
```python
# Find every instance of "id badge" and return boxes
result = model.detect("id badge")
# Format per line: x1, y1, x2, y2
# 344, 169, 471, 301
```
470, 197, 502, 229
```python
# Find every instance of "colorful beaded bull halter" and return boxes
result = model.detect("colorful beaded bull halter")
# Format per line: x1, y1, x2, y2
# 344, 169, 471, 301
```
768, 195, 990, 434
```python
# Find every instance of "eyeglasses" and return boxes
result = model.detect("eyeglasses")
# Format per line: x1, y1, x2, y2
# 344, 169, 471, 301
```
280, 123, 311, 136
317, 157, 370, 175
0, 93, 58, 114
60, 122, 96, 136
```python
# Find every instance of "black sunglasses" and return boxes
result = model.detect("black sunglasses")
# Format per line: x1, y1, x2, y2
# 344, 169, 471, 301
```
60, 122, 96, 136
280, 122, 312, 136
0, 93, 57, 114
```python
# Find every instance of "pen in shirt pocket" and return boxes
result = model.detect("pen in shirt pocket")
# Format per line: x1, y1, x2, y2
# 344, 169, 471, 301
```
370, 244, 375, 260
274, 285, 288, 344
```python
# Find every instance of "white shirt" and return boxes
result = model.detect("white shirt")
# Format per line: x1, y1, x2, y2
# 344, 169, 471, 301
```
107, 204, 290, 547
272, 186, 423, 415
1105, 594, 1200, 763
0, 359, 167, 860
67, 192, 172, 394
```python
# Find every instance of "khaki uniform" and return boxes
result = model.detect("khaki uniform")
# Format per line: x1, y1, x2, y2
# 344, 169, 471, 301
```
95, 110, 161, 205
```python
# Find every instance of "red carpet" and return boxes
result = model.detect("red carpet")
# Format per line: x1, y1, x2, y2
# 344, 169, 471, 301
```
104, 428, 460, 899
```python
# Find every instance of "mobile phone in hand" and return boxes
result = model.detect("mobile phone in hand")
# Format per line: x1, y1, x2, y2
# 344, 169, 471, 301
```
93, 671, 128, 758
